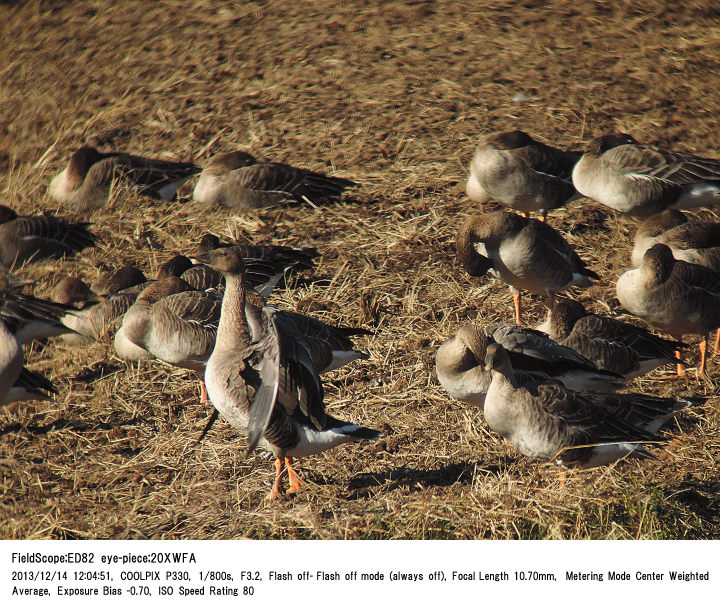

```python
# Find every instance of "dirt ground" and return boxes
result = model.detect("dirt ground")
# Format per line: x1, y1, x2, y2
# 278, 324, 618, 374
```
1, 0, 719, 539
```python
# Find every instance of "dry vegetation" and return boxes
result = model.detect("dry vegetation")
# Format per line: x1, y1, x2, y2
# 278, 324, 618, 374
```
1, 0, 719, 540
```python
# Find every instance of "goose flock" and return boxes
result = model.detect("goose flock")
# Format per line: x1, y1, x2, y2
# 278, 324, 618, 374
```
2, 131, 719, 500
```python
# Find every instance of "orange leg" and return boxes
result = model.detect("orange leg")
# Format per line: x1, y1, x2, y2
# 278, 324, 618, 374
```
285, 457, 302, 494
676, 350, 686, 378
713, 329, 720, 356
266, 458, 284, 501
513, 292, 523, 326
200, 379, 208, 403
698, 338, 708, 378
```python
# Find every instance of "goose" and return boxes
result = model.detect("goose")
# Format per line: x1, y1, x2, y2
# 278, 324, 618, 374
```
0, 205, 97, 267
0, 268, 79, 344
49, 146, 200, 212
193, 150, 356, 210
466, 130, 581, 221
436, 323, 623, 408
632, 210, 720, 354
52, 276, 142, 345
199, 245, 380, 499
456, 211, 599, 324
572, 134, 720, 218
90, 265, 149, 296
616, 243, 720, 376
484, 343, 690, 467
632, 210, 720, 269
538, 299, 686, 378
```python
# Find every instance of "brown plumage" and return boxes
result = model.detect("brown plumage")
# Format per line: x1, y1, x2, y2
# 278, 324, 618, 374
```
573, 134, 720, 218
466, 130, 580, 221
0, 205, 97, 267
193, 150, 356, 209
456, 211, 598, 324
49, 146, 200, 211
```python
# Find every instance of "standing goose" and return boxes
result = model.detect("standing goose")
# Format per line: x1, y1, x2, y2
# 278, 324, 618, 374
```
0, 206, 97, 267
484, 343, 690, 467
456, 211, 599, 325
616, 243, 720, 376
49, 146, 200, 212
466, 130, 580, 221
572, 134, 720, 218
436, 323, 623, 408
199, 246, 380, 500
538, 299, 686, 379
193, 150, 356, 210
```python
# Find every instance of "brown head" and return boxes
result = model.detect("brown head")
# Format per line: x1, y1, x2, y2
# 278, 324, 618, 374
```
136, 276, 192, 304
53, 277, 95, 307
91, 266, 146, 295
486, 130, 534, 150
484, 342, 514, 377
456, 211, 522, 276
206, 150, 257, 174
196, 245, 247, 276
586, 133, 639, 156
637, 209, 689, 239
548, 299, 587, 339
157, 255, 194, 279
642, 243, 675, 284
0, 205, 17, 225
197, 233, 222, 255
67, 146, 106, 185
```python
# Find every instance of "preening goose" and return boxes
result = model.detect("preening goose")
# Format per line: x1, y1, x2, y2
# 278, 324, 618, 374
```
199, 246, 380, 500
193, 150, 356, 210
538, 299, 685, 379
466, 130, 580, 221
456, 211, 598, 324
483, 343, 690, 467
436, 322, 622, 409
49, 146, 200, 211
0, 205, 97, 267
572, 134, 720, 218
616, 243, 720, 376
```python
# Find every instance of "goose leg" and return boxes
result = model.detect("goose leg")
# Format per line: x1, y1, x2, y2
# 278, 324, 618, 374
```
266, 458, 285, 501
513, 291, 523, 326
648, 350, 685, 380
698, 338, 708, 378
199, 379, 208, 403
285, 457, 302, 494
676, 350, 686, 378
713, 329, 720, 356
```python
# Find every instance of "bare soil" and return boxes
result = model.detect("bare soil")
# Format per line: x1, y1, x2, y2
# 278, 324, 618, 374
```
0, 0, 719, 539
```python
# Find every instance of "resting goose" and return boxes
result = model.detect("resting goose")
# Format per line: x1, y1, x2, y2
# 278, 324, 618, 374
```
456, 211, 599, 324
572, 134, 720, 218
616, 243, 720, 376
199, 246, 380, 499
193, 150, 356, 210
49, 146, 200, 212
0, 205, 97, 267
466, 130, 580, 221
0, 268, 78, 344
484, 343, 690, 467
538, 299, 686, 378
53, 275, 143, 345
436, 323, 623, 408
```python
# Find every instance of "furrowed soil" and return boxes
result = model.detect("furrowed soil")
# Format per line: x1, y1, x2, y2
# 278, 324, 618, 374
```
0, 0, 719, 539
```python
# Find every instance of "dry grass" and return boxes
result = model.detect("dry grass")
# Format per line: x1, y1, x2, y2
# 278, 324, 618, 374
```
0, 0, 719, 539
